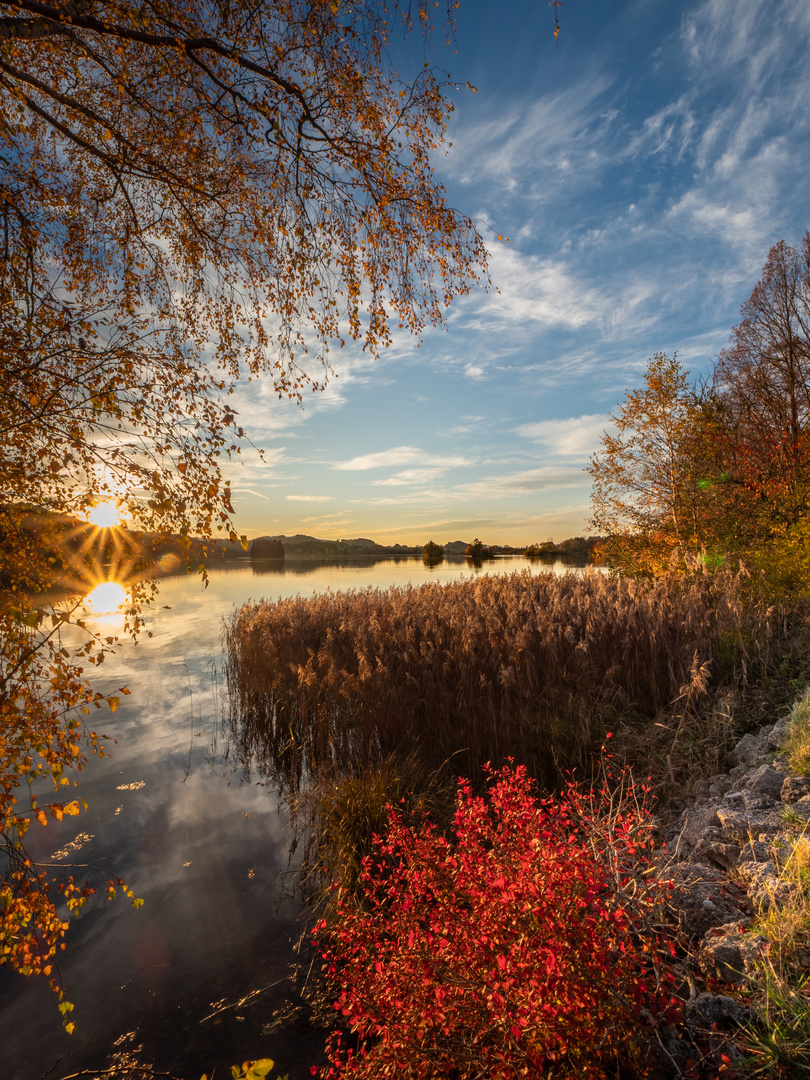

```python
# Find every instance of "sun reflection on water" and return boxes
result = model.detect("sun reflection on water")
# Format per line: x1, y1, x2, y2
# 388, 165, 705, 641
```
85, 580, 127, 621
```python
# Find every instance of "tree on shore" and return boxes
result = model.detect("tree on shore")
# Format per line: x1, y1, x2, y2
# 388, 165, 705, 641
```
590, 233, 810, 580
714, 235, 810, 532
0, 0, 489, 1017
588, 354, 719, 573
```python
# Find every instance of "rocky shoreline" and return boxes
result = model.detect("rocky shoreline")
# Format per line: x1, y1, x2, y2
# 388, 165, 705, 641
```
655, 696, 810, 1070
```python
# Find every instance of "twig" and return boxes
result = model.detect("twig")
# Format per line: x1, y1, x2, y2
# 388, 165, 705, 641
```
199, 977, 288, 1022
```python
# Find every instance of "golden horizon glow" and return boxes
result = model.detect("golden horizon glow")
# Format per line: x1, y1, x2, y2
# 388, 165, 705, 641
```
88, 499, 122, 528
85, 581, 127, 616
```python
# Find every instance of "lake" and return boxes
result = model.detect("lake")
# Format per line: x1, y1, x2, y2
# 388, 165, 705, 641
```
0, 555, 591, 1080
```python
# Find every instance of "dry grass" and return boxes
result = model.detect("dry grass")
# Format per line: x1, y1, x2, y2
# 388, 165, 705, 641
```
291, 752, 454, 915
785, 690, 810, 777
224, 568, 786, 797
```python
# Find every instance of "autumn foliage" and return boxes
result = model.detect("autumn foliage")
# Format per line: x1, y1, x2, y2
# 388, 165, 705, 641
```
0, 0, 487, 1019
590, 232, 810, 581
314, 763, 680, 1080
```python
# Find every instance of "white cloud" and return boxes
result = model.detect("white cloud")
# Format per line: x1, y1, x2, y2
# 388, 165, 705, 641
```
456, 244, 610, 338
372, 468, 449, 487
285, 494, 334, 502
460, 466, 587, 497
444, 76, 613, 195
333, 447, 473, 472
332, 446, 425, 471
515, 414, 614, 458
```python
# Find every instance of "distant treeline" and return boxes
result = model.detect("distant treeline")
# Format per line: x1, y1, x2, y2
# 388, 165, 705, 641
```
524, 536, 604, 561
249, 534, 422, 558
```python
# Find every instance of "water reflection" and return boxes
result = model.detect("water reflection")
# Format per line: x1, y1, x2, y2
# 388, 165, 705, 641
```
85, 580, 127, 616
0, 555, 595, 1080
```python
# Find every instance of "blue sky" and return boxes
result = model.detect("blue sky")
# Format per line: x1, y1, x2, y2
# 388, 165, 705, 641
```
226, 0, 810, 546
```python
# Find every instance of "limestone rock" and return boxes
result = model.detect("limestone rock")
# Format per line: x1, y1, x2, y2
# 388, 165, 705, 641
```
716, 806, 783, 842
742, 791, 777, 813
737, 839, 772, 864
782, 776, 810, 803
664, 862, 749, 936
731, 732, 770, 767
695, 838, 740, 871
768, 716, 792, 749
675, 806, 721, 848
707, 774, 734, 796
685, 991, 753, 1029
744, 764, 785, 799
699, 923, 767, 983
721, 790, 745, 811
736, 861, 794, 911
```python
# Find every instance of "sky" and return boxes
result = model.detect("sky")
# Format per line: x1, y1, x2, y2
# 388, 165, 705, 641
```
224, 0, 810, 546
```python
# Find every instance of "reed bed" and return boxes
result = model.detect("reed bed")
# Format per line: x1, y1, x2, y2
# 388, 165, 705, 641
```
224, 568, 786, 796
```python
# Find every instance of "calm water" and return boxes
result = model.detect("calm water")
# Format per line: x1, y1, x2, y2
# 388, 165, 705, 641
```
0, 555, 587, 1080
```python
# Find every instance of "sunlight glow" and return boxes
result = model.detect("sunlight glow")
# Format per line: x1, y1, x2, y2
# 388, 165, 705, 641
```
85, 581, 127, 615
88, 500, 122, 528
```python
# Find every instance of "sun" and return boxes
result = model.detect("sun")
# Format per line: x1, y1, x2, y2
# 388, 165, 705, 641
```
88, 499, 121, 528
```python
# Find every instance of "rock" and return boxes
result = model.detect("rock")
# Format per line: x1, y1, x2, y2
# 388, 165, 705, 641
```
675, 806, 721, 848
699, 940, 747, 982
691, 777, 711, 801
664, 862, 749, 936
685, 991, 753, 1029
738, 839, 772, 864
736, 861, 794, 911
707, 773, 734, 796
729, 763, 752, 782
744, 764, 785, 799
782, 776, 810, 803
731, 732, 769, 767
695, 838, 740, 871
742, 791, 778, 812
722, 791, 746, 811
768, 717, 792, 749
699, 923, 767, 983
716, 807, 783, 842
656, 1025, 693, 1076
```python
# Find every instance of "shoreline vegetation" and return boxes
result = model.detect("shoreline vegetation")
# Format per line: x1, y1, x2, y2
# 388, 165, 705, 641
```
225, 564, 810, 1077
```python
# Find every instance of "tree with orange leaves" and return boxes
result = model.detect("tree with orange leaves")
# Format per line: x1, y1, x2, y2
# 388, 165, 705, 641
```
714, 233, 810, 533
590, 234, 810, 579
1, 0, 487, 534
0, 0, 488, 1021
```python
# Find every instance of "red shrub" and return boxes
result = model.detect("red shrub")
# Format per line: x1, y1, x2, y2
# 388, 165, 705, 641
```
314, 763, 680, 1079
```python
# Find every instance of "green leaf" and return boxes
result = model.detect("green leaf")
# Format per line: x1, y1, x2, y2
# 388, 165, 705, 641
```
246, 1063, 275, 1080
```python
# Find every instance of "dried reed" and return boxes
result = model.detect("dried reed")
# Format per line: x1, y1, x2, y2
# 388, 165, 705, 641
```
224, 568, 781, 796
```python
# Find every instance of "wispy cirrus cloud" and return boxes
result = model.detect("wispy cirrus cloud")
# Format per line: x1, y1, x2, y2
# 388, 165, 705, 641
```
372, 467, 449, 487
515, 414, 613, 459
333, 446, 473, 472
